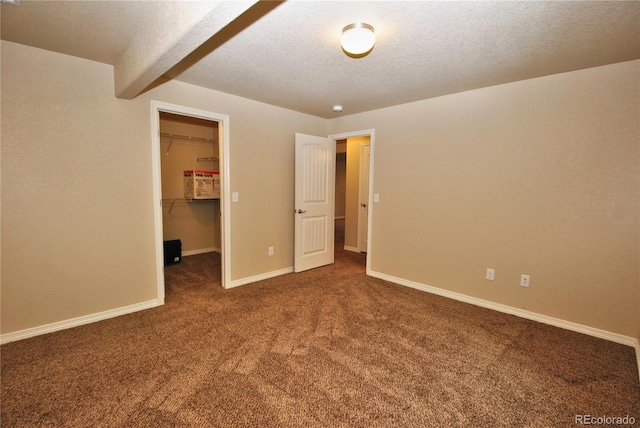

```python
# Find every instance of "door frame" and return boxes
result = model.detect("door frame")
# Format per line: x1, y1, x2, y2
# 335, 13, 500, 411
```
328, 129, 375, 275
150, 100, 232, 301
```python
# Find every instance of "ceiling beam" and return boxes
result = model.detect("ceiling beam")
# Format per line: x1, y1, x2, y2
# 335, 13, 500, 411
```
114, 1, 259, 100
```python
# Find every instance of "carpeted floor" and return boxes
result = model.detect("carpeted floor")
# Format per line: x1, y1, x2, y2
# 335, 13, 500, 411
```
2, 220, 639, 427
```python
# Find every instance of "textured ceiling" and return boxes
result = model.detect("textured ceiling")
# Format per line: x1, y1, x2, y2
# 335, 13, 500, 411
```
2, 1, 639, 118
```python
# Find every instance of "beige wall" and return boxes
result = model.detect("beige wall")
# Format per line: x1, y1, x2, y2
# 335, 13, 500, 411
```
2, 42, 158, 334
1, 41, 326, 335
160, 116, 220, 254
328, 60, 640, 337
2, 40, 638, 341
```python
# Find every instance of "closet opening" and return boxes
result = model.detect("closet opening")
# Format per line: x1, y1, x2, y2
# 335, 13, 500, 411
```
159, 112, 222, 287
151, 101, 231, 303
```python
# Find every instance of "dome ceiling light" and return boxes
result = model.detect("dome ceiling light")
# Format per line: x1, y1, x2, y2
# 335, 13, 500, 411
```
341, 23, 375, 57
332, 105, 343, 112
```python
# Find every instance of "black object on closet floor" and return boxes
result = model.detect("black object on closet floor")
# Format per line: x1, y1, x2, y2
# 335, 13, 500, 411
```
163, 239, 182, 266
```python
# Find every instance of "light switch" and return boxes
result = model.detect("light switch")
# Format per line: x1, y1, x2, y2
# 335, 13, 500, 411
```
232, 192, 239, 202
373, 193, 380, 203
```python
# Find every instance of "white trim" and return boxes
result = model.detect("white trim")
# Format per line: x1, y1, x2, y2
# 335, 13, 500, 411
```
227, 267, 294, 289
328, 129, 375, 141
150, 108, 166, 304
635, 340, 640, 381
343, 245, 361, 253
150, 101, 232, 291
369, 270, 638, 347
328, 129, 375, 277
182, 247, 219, 257
219, 116, 232, 289
0, 300, 160, 344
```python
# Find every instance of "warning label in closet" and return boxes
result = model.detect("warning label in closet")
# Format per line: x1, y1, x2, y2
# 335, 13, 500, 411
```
184, 170, 220, 199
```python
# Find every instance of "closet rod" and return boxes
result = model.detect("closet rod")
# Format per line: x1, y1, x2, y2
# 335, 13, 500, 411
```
160, 132, 217, 144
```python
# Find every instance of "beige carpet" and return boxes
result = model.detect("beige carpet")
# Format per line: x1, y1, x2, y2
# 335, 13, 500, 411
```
2, 220, 639, 427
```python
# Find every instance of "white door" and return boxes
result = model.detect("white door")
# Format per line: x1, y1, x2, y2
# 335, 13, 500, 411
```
294, 133, 335, 272
357, 143, 371, 252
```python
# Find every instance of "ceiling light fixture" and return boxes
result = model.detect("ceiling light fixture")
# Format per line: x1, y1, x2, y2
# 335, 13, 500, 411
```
341, 23, 375, 57
332, 105, 343, 113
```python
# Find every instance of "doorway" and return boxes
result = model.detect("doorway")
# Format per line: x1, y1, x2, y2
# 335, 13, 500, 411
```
159, 112, 220, 280
293, 130, 374, 274
151, 101, 231, 302
330, 129, 375, 275
337, 136, 371, 254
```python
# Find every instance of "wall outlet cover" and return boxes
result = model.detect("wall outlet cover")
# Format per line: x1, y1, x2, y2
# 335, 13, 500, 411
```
486, 268, 495, 281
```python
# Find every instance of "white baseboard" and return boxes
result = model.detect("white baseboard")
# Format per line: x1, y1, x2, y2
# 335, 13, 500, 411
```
369, 270, 637, 348
182, 247, 219, 257
343, 245, 361, 253
0, 299, 162, 345
227, 267, 294, 289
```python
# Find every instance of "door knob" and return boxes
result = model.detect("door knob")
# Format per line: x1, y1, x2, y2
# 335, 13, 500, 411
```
296, 209, 307, 214
361, 203, 367, 208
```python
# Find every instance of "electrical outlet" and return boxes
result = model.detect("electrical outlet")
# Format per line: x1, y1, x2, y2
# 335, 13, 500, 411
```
268, 246, 274, 256
486, 268, 495, 281
520, 274, 530, 287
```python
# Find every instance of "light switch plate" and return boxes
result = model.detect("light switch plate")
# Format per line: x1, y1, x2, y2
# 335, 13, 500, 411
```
486, 268, 495, 281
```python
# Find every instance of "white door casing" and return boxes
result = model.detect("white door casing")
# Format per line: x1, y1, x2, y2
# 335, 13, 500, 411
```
151, 100, 231, 297
294, 133, 335, 272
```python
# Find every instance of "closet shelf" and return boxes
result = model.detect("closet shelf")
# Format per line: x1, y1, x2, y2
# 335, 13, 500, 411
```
162, 198, 218, 215
160, 132, 217, 144
161, 132, 218, 155
162, 198, 218, 202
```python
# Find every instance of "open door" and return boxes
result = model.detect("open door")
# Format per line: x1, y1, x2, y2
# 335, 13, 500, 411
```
294, 133, 335, 272
358, 143, 371, 252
